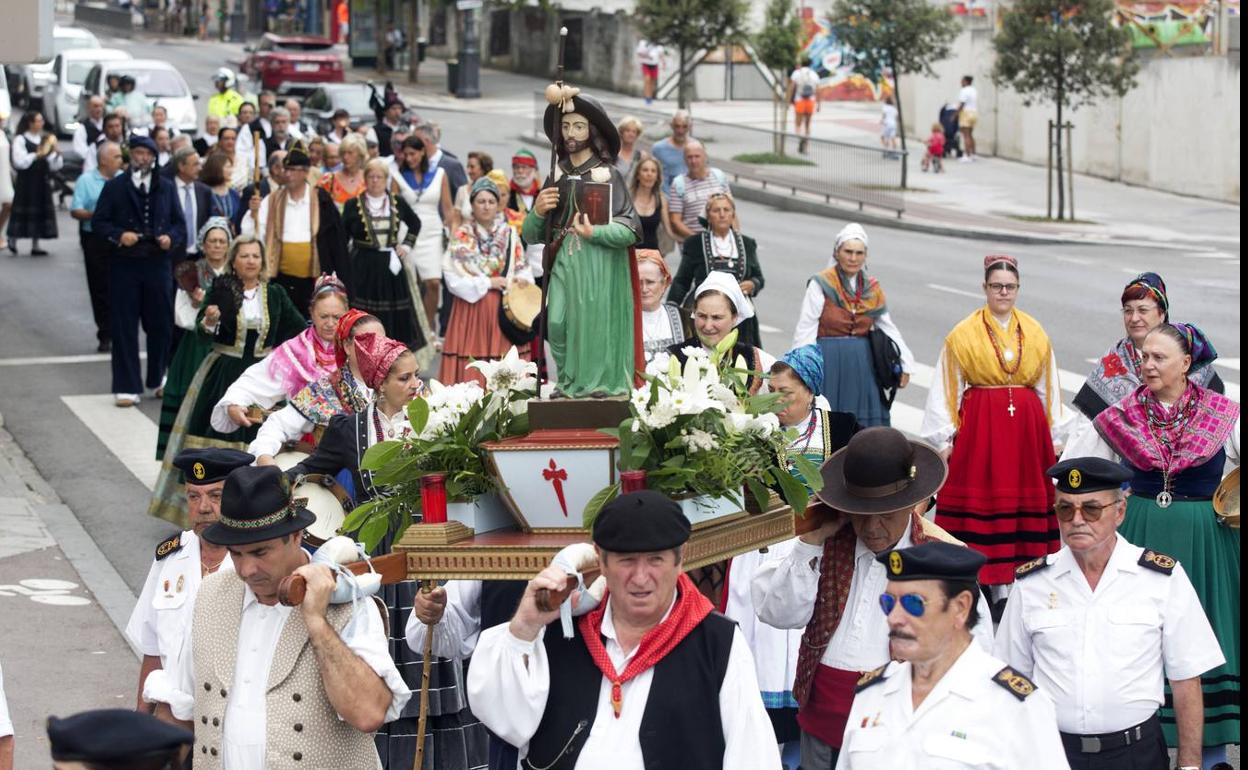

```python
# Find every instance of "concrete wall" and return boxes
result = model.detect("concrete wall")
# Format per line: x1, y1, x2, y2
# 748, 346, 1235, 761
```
899, 17, 1241, 203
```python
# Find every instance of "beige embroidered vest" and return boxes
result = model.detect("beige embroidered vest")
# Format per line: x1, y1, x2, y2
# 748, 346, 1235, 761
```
190, 572, 380, 769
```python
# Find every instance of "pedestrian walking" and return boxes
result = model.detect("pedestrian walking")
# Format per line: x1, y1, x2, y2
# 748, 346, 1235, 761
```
649, 110, 692, 191
505, 149, 545, 278
636, 38, 663, 104
369, 82, 405, 158
73, 96, 107, 172
789, 59, 821, 154
91, 134, 186, 407
171, 147, 212, 262
957, 75, 978, 161
996, 457, 1226, 770
615, 115, 643, 180
791, 223, 914, 427
667, 139, 730, 241
880, 95, 899, 156
70, 141, 124, 353
7, 111, 61, 256
200, 151, 241, 225
921, 255, 1069, 621
837, 542, 1069, 769
206, 67, 244, 120
1063, 323, 1240, 765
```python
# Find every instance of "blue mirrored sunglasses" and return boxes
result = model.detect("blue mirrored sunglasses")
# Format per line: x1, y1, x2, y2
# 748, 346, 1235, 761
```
879, 593, 927, 617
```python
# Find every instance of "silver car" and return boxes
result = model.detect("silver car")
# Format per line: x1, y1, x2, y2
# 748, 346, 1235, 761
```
45, 48, 133, 137
17, 25, 101, 107
77, 60, 199, 137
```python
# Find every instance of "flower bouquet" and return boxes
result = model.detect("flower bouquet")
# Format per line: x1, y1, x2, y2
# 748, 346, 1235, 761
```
341, 348, 537, 551
584, 343, 823, 526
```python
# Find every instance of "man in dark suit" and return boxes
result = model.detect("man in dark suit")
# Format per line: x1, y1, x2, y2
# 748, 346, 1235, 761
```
170, 146, 213, 262
91, 135, 187, 408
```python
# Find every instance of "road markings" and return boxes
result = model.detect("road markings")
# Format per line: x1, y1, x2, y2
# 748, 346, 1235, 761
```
61, 395, 160, 491
0, 352, 145, 367
927, 283, 983, 299
0, 578, 92, 606
758, 323, 784, 334
1218, 358, 1240, 372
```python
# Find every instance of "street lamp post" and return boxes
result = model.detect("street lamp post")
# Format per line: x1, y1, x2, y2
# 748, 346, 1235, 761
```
228, 0, 247, 42
455, 0, 481, 98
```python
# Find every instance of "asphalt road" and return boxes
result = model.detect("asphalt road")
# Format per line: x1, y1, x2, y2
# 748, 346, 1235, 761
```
0, 31, 1240, 603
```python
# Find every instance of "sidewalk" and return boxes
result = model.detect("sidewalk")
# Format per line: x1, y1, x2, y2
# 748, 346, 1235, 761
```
0, 416, 139, 768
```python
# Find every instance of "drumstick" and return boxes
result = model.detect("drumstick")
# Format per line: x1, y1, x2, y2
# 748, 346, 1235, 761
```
535, 568, 601, 613
277, 551, 407, 606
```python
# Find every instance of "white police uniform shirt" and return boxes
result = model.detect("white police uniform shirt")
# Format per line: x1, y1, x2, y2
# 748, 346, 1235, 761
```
126, 530, 235, 671
993, 534, 1224, 735
836, 641, 1070, 770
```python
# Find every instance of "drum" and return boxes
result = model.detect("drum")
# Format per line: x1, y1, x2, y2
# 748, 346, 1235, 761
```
293, 473, 353, 547
500, 281, 543, 344
273, 450, 309, 471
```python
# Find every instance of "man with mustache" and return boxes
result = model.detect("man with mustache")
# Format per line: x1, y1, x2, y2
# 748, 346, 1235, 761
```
835, 541, 1069, 768
126, 449, 253, 725
995, 458, 1224, 770
752, 427, 993, 770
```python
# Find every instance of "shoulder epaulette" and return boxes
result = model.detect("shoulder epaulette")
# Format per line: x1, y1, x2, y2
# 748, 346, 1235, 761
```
855, 664, 890, 693
1014, 556, 1049, 579
155, 533, 183, 561
1139, 549, 1176, 575
993, 666, 1037, 701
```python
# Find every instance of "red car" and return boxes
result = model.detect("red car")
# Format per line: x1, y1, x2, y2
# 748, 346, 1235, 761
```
242, 34, 344, 93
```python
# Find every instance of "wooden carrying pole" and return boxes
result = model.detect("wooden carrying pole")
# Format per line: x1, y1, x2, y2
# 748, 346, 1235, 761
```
413, 581, 434, 770
252, 130, 263, 231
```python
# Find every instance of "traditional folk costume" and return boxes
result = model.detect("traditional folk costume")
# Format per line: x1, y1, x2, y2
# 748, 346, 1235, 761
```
791, 224, 914, 428
209, 274, 349, 437
167, 465, 410, 770
670, 227, 764, 350
319, 168, 367, 209
752, 428, 993, 769
389, 159, 448, 285
148, 275, 306, 526
522, 91, 643, 397
468, 491, 780, 770
157, 218, 233, 460
666, 271, 775, 399
343, 189, 434, 366
1063, 325, 1240, 749
636, 249, 690, 363
506, 150, 545, 280
8, 129, 61, 243
243, 141, 347, 315
442, 178, 533, 387
287, 333, 487, 770
921, 259, 1066, 587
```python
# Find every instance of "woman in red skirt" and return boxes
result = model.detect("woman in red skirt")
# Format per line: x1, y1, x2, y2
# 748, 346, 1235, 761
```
920, 255, 1070, 620
440, 176, 532, 385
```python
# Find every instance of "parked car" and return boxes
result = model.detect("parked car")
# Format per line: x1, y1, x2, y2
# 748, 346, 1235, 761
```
302, 83, 376, 136
241, 34, 344, 94
77, 60, 199, 136
45, 48, 133, 137
12, 25, 101, 108
0, 66, 12, 124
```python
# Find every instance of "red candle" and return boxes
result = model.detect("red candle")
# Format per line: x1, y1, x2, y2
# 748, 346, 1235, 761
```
620, 469, 648, 494
421, 473, 448, 524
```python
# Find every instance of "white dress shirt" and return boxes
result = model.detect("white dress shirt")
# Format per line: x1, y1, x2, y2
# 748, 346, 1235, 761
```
752, 522, 994, 671
405, 579, 485, 661
211, 356, 292, 434
993, 535, 1225, 734
74, 118, 104, 170
467, 598, 781, 770
241, 184, 313, 243
836, 642, 1070, 770
791, 276, 916, 373
11, 132, 64, 172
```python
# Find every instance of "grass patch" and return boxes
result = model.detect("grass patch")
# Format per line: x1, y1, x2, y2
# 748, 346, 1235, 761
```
732, 152, 817, 166
1005, 214, 1101, 225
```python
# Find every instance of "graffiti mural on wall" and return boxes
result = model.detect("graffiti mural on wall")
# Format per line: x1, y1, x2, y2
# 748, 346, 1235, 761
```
1115, 1, 1239, 50
798, 15, 894, 102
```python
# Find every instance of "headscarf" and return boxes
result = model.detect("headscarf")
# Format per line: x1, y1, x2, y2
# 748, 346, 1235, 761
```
830, 223, 869, 267
511, 149, 538, 168
197, 216, 232, 253
334, 308, 372, 368
781, 345, 823, 395
471, 175, 501, 202
353, 332, 409, 390
1123, 272, 1169, 316
635, 249, 671, 285
1171, 322, 1218, 368
486, 168, 509, 199
693, 271, 753, 328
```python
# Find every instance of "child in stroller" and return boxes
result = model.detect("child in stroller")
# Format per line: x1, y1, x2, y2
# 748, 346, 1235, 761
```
938, 104, 961, 159
921, 123, 945, 173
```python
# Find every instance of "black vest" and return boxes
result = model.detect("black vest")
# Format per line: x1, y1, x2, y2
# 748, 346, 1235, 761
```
480, 580, 527, 630
85, 119, 104, 147
523, 611, 735, 770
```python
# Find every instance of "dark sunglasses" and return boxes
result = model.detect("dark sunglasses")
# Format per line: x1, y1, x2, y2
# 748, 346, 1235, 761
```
879, 593, 927, 617
1053, 499, 1121, 523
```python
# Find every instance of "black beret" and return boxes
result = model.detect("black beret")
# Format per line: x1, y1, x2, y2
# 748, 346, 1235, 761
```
48, 709, 193, 761
592, 490, 691, 553
172, 448, 254, 485
1047, 457, 1133, 494
877, 542, 986, 582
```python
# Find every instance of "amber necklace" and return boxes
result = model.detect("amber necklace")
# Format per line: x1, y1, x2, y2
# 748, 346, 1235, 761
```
982, 309, 1024, 417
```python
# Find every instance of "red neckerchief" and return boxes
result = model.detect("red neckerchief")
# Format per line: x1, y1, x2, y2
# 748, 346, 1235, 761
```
510, 179, 539, 197
576, 573, 712, 719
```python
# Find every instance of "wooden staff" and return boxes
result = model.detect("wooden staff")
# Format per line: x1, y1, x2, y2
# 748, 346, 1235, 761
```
276, 551, 408, 606
251, 130, 262, 231
413, 581, 434, 770
536, 26, 569, 384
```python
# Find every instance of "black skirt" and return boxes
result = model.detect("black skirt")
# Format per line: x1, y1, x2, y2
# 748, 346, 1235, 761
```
7, 143, 57, 240
350, 245, 425, 350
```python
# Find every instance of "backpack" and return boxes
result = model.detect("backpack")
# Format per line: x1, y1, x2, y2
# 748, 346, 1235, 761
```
799, 81, 816, 99
867, 327, 904, 408
670, 167, 728, 198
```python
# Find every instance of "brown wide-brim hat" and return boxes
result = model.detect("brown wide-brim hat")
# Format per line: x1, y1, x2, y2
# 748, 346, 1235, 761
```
817, 427, 947, 515
543, 92, 620, 160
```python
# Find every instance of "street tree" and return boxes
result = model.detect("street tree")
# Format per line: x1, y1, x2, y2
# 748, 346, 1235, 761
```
993, 0, 1138, 220
634, 0, 749, 109
830, 0, 960, 189
754, 0, 804, 155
